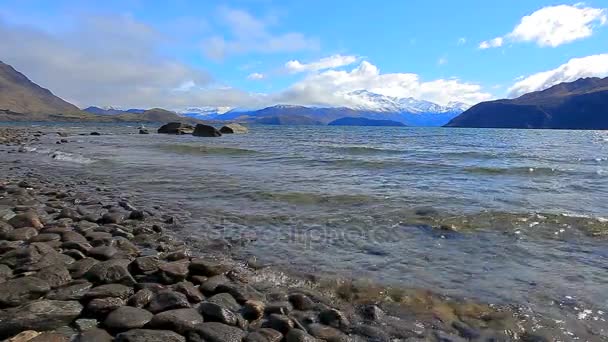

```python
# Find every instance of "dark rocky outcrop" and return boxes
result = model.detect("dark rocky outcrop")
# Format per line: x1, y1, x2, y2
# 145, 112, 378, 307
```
0, 300, 83, 339
447, 77, 608, 129
157, 123, 195, 135
219, 123, 249, 134
192, 124, 222, 137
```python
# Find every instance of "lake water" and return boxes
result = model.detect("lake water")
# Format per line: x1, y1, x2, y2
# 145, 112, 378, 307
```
7, 123, 608, 338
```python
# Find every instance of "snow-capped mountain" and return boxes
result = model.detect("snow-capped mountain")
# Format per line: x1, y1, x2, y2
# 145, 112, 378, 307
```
344, 90, 470, 114
178, 106, 231, 120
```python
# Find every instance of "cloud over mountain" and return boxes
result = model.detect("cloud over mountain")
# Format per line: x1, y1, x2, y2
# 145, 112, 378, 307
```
508, 54, 608, 97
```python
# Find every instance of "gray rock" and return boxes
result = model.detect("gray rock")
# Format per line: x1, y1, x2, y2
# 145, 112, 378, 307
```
7, 227, 38, 240
46, 281, 93, 301
99, 213, 123, 225
193, 322, 247, 342
68, 258, 99, 278
104, 306, 153, 331
219, 124, 249, 134
116, 329, 186, 342
360, 304, 384, 321
319, 308, 349, 329
30, 233, 62, 242
173, 281, 204, 302
0, 276, 50, 307
76, 328, 113, 342
62, 231, 88, 244
149, 308, 204, 334
267, 314, 293, 334
289, 293, 315, 311
128, 288, 155, 308
158, 260, 189, 284
8, 211, 43, 229
0, 300, 83, 339
87, 246, 118, 260
243, 300, 265, 321
199, 274, 230, 294
206, 293, 241, 311
139, 129, 149, 135
157, 122, 195, 135
200, 302, 238, 326
265, 301, 293, 315
86, 297, 126, 316
85, 284, 134, 300
285, 329, 318, 342
148, 290, 191, 313
29, 332, 70, 342
433, 330, 467, 342
192, 124, 222, 137
0, 263, 12, 282
245, 328, 283, 342
57, 208, 80, 221
215, 283, 264, 304
36, 265, 72, 288
189, 259, 230, 277
85, 259, 136, 285
74, 318, 99, 332
307, 323, 350, 342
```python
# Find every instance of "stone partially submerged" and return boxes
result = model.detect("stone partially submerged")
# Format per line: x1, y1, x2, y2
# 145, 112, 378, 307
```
192, 124, 222, 137
157, 123, 194, 135
219, 124, 248, 134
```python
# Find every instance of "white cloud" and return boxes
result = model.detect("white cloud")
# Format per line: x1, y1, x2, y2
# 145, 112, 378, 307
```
275, 61, 493, 107
0, 14, 214, 109
457, 37, 467, 45
437, 56, 448, 65
285, 54, 358, 73
479, 37, 503, 49
480, 4, 607, 49
508, 54, 608, 97
203, 7, 319, 60
247, 72, 265, 80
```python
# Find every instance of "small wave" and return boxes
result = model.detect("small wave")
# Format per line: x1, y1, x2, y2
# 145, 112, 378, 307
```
156, 143, 259, 156
249, 190, 375, 206
464, 166, 562, 176
50, 151, 94, 164
326, 145, 404, 155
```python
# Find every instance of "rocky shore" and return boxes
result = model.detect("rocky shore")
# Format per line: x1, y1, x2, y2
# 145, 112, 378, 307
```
0, 126, 563, 342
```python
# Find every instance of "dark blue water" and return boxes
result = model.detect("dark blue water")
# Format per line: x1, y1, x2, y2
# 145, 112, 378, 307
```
7, 123, 608, 339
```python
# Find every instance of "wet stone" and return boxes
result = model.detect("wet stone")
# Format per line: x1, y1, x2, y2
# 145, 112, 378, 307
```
74, 318, 99, 332
47, 281, 93, 301
433, 330, 468, 342
86, 297, 126, 317
68, 258, 99, 279
7, 227, 38, 241
0, 300, 83, 339
265, 301, 293, 315
30, 233, 61, 242
200, 302, 238, 326
0, 276, 51, 307
128, 288, 155, 308
62, 232, 88, 244
85, 284, 134, 300
189, 259, 230, 277
243, 300, 265, 321
173, 281, 204, 302
158, 260, 189, 284
87, 246, 118, 260
115, 329, 185, 342
104, 306, 153, 331
319, 308, 349, 329
29, 332, 69, 342
76, 328, 113, 342
289, 293, 315, 311
85, 259, 136, 285
285, 329, 317, 342
267, 314, 294, 335
148, 308, 204, 335
307, 323, 350, 342
206, 292, 241, 311
193, 322, 247, 342
148, 290, 191, 313
199, 274, 230, 294
35, 265, 72, 288
245, 328, 283, 342
8, 211, 43, 229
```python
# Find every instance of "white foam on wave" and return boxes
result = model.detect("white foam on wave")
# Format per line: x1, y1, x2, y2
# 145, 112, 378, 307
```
50, 151, 94, 164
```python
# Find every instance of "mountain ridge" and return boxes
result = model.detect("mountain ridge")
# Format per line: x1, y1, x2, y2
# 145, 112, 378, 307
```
446, 77, 608, 129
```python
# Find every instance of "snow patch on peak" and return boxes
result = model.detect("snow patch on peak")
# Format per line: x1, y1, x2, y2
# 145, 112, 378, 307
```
343, 90, 469, 114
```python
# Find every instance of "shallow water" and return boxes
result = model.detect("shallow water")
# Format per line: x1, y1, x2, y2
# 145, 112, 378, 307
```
6, 123, 608, 338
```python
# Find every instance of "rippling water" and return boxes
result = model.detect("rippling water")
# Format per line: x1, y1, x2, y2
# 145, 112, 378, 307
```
8, 123, 608, 338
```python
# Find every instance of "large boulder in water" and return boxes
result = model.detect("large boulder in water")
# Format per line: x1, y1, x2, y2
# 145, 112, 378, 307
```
219, 124, 248, 134
192, 124, 221, 137
157, 123, 194, 135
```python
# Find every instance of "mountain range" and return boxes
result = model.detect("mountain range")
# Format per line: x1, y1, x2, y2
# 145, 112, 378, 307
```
2, 59, 607, 129
447, 77, 608, 129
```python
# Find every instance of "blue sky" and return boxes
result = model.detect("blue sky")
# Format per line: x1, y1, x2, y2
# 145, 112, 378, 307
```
0, 0, 607, 110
